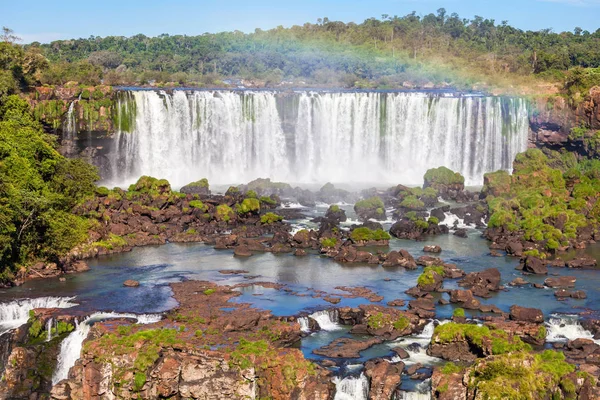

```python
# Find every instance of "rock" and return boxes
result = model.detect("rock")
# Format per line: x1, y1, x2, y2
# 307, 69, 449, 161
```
364, 358, 404, 400
449, 289, 480, 309
509, 305, 544, 323
233, 245, 252, 257
313, 337, 384, 358
505, 241, 523, 257
382, 250, 417, 269
294, 249, 307, 256
408, 298, 436, 319
431, 365, 467, 400
323, 296, 341, 304
438, 298, 449, 305
423, 245, 442, 253
544, 276, 576, 288
522, 256, 548, 275
391, 347, 410, 359
555, 289, 587, 299
417, 268, 444, 292
533, 283, 544, 289
387, 299, 405, 307
454, 228, 468, 238
509, 277, 529, 286
566, 256, 597, 268
123, 279, 140, 287
417, 255, 442, 267
458, 268, 501, 298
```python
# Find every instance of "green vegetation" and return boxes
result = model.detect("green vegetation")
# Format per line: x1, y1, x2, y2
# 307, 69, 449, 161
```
216, 204, 233, 222
92, 234, 128, 250
320, 237, 337, 248
486, 148, 597, 251
424, 166, 465, 186
366, 312, 409, 331
417, 265, 444, 287
453, 308, 466, 318
468, 350, 575, 399
259, 195, 277, 205
90, 328, 180, 387
0, 95, 99, 283
260, 212, 284, 224
329, 205, 340, 213
434, 323, 532, 355
185, 178, 209, 189
236, 198, 260, 215
399, 195, 425, 210
441, 362, 462, 375
127, 175, 171, 196
188, 200, 207, 211
350, 227, 391, 242
354, 196, 385, 218
428, 216, 440, 225
203, 288, 216, 295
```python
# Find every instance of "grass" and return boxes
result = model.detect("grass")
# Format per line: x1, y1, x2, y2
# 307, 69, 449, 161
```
433, 323, 532, 355
260, 212, 284, 224
320, 237, 337, 248
417, 265, 444, 287
350, 227, 391, 242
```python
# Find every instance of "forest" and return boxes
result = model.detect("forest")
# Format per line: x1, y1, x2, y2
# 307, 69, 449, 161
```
11, 9, 600, 93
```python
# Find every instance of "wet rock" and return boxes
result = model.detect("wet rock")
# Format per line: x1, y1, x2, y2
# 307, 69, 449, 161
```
442, 264, 466, 279
454, 228, 468, 238
554, 289, 587, 299
382, 250, 417, 269
438, 298, 449, 305
509, 305, 544, 323
567, 256, 597, 268
532, 283, 544, 289
391, 347, 410, 359
458, 268, 501, 298
294, 249, 307, 256
505, 241, 523, 257
313, 337, 384, 358
544, 276, 576, 288
449, 289, 481, 309
423, 245, 442, 253
522, 256, 548, 275
323, 296, 341, 304
408, 298, 436, 319
387, 299, 405, 307
509, 277, 529, 286
416, 255, 442, 267
233, 245, 252, 257
364, 358, 404, 400
123, 279, 140, 287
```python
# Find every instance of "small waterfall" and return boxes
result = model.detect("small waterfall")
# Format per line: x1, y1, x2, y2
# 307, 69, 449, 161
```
395, 379, 432, 400
63, 94, 81, 140
333, 373, 369, 400
52, 312, 163, 385
0, 297, 77, 336
310, 309, 342, 331
546, 314, 599, 343
106, 90, 529, 188
298, 317, 310, 333
46, 318, 54, 342
388, 320, 446, 366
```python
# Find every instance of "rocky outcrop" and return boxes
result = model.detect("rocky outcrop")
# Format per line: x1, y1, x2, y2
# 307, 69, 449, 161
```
364, 358, 403, 400
458, 268, 501, 298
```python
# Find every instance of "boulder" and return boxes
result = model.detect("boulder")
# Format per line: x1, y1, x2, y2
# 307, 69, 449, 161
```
364, 358, 404, 400
509, 305, 543, 323
423, 245, 442, 253
382, 250, 417, 269
458, 268, 501, 298
522, 256, 548, 275
566, 256, 597, 268
544, 276, 576, 288
449, 289, 480, 309
233, 245, 252, 257
123, 279, 140, 287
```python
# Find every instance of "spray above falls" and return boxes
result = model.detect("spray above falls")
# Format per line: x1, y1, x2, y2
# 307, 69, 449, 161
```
106, 90, 529, 188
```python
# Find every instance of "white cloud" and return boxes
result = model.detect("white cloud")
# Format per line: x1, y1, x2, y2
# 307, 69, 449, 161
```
15, 32, 69, 44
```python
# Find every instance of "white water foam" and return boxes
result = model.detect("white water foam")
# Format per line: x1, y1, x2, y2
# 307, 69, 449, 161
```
388, 320, 447, 366
298, 317, 310, 333
52, 312, 163, 384
333, 373, 369, 400
310, 309, 343, 331
439, 212, 476, 230
0, 297, 77, 336
396, 379, 432, 400
546, 314, 599, 344
46, 317, 54, 342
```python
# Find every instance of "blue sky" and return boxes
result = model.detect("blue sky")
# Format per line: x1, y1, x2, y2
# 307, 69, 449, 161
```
3, 0, 600, 43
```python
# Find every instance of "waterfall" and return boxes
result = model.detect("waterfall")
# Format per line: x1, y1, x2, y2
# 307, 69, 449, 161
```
63, 94, 81, 140
52, 312, 163, 385
333, 373, 369, 400
298, 317, 310, 333
309, 309, 342, 331
105, 90, 529, 188
46, 318, 54, 342
546, 314, 599, 344
0, 297, 77, 336
395, 379, 432, 400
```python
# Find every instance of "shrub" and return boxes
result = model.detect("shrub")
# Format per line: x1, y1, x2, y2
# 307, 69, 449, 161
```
216, 204, 233, 222
350, 227, 391, 242
355, 197, 385, 212
400, 195, 425, 209
453, 308, 465, 318
428, 216, 440, 225
189, 200, 206, 211
259, 196, 277, 205
236, 198, 260, 214
260, 212, 283, 224
320, 237, 337, 248
424, 166, 465, 186
417, 265, 444, 287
